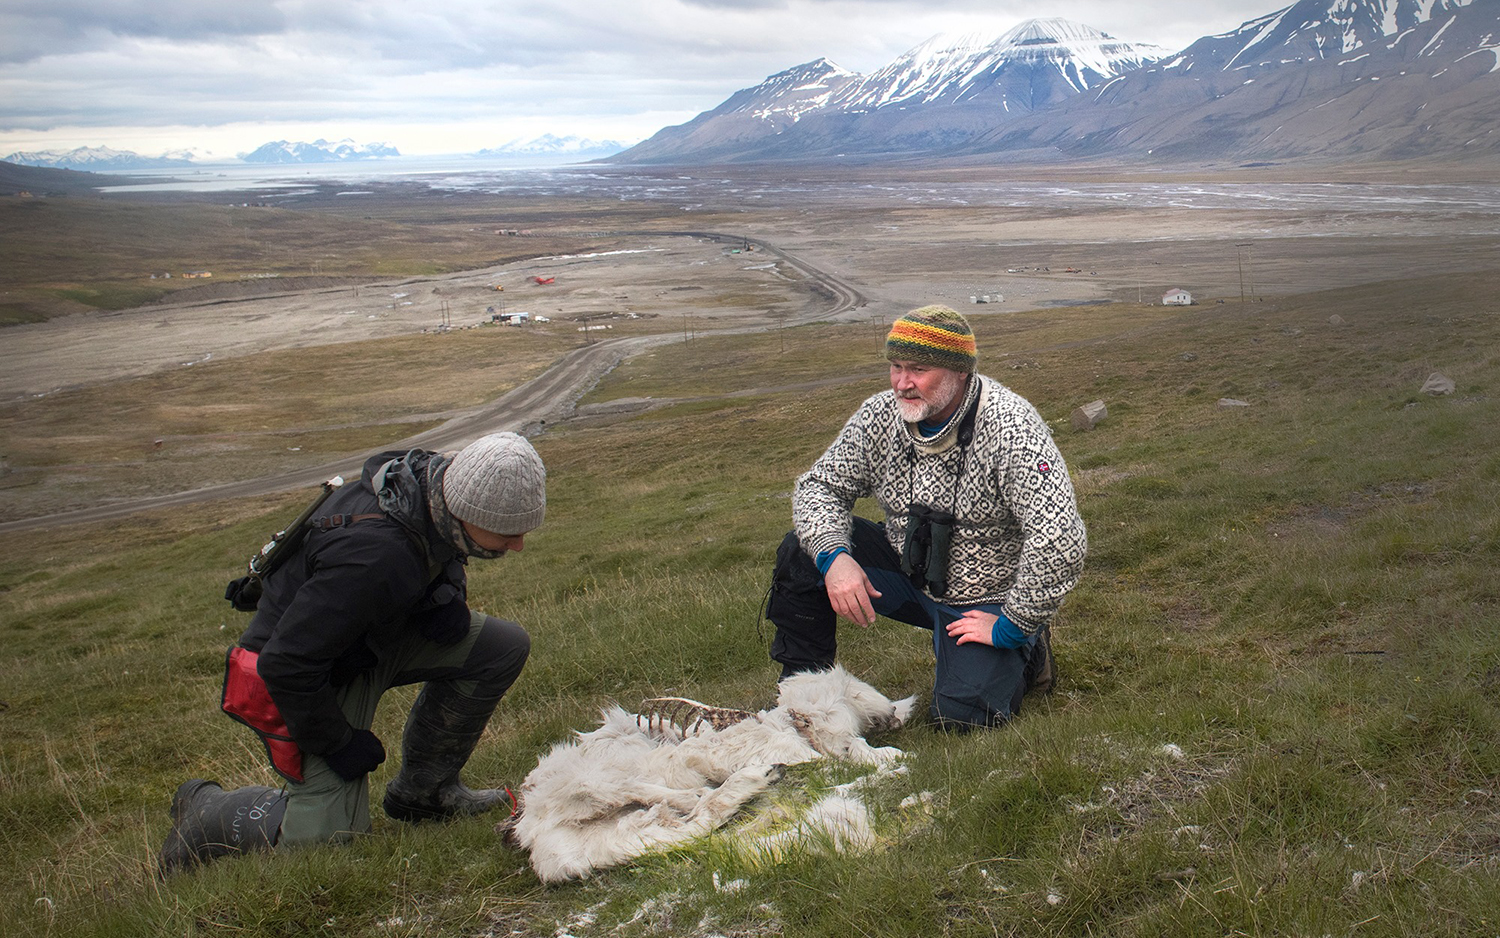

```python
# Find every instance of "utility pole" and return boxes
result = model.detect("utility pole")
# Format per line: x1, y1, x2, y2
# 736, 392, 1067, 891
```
1236, 243, 1250, 304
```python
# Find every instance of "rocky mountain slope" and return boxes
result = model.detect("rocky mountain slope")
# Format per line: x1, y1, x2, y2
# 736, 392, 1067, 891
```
617, 18, 1164, 162
964, 0, 1499, 163
611, 0, 1500, 166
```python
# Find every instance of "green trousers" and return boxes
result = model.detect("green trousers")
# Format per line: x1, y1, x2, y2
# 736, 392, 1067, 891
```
277, 612, 528, 846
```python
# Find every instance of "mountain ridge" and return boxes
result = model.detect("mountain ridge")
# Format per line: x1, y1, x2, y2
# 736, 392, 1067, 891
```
609, 0, 1499, 166
616, 17, 1167, 163
958, 0, 1498, 164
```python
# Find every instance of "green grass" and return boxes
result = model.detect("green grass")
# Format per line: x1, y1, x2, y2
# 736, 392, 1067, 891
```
2, 267, 1500, 936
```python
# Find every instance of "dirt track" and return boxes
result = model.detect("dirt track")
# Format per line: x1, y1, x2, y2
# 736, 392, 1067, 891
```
0, 231, 867, 533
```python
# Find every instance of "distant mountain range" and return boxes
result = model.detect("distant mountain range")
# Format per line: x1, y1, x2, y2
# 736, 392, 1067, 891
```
9, 1, 1496, 175
617, 18, 1166, 163
473, 134, 629, 159
3, 134, 627, 172
611, 0, 1500, 165
0, 145, 197, 171
239, 139, 402, 163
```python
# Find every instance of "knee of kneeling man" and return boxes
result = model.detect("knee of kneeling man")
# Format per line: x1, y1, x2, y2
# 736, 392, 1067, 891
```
930, 695, 1011, 730
474, 617, 531, 673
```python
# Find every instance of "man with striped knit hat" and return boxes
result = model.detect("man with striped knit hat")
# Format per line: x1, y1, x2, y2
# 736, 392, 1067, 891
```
766, 305, 1087, 728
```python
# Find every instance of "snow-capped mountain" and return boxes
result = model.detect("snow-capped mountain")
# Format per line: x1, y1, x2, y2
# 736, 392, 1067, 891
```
1166, 0, 1476, 72
715, 58, 863, 123
2, 145, 195, 171
612, 1, 1499, 166
618, 59, 862, 162
837, 19, 1167, 112
615, 18, 1166, 162
473, 134, 630, 159
239, 139, 401, 163
966, 0, 1498, 163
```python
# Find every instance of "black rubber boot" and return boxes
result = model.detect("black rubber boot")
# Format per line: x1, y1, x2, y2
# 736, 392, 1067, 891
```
158, 779, 286, 875
1024, 626, 1057, 696
382, 683, 514, 823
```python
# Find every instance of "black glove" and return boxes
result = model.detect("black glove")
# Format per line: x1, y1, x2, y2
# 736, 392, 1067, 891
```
223, 575, 262, 612
323, 729, 386, 781
414, 596, 472, 645
328, 642, 379, 687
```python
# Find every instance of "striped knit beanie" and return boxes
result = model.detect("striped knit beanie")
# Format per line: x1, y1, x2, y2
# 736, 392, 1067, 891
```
885, 305, 977, 373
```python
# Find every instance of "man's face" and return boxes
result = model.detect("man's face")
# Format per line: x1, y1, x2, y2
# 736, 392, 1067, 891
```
461, 520, 526, 555
890, 360, 968, 424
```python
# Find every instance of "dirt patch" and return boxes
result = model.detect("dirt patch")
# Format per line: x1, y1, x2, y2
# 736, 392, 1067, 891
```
1264, 482, 1440, 539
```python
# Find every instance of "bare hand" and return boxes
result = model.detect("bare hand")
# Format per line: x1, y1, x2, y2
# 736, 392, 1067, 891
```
945, 609, 998, 646
823, 552, 881, 627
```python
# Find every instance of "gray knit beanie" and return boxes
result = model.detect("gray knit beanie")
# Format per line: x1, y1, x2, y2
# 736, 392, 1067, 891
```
442, 432, 546, 534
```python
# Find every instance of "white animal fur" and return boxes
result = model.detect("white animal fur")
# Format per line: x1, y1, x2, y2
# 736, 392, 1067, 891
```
505, 666, 916, 883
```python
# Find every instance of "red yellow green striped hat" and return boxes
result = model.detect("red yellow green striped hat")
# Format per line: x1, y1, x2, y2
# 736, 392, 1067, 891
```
885, 305, 976, 373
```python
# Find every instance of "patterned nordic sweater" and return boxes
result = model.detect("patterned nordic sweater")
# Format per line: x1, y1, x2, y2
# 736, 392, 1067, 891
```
793, 374, 1088, 634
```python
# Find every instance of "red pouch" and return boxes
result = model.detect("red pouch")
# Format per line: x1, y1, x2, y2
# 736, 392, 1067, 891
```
221, 646, 305, 783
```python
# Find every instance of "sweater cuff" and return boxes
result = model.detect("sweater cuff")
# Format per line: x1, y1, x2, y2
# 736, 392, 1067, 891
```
814, 547, 848, 576
990, 611, 1029, 649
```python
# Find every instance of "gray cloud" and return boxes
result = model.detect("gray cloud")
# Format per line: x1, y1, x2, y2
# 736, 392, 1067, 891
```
0, 0, 286, 64
0, 1, 1288, 153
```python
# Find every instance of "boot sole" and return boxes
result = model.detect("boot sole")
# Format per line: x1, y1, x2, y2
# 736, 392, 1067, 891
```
159, 779, 224, 876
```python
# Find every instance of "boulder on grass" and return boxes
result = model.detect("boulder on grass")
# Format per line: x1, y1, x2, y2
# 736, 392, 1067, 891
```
1421, 372, 1455, 396
1071, 400, 1108, 431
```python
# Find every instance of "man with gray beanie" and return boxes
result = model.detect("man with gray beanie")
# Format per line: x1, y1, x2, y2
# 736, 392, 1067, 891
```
765, 305, 1087, 728
161, 432, 545, 873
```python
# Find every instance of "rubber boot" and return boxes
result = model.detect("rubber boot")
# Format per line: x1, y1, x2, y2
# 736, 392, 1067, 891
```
382, 682, 514, 823
1024, 626, 1057, 696
158, 779, 286, 875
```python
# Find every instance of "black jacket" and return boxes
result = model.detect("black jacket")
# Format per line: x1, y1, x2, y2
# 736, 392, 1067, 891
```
238, 450, 461, 755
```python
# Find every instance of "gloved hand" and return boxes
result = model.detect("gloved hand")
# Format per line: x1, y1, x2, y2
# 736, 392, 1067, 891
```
323, 729, 386, 781
328, 642, 379, 687
414, 596, 471, 645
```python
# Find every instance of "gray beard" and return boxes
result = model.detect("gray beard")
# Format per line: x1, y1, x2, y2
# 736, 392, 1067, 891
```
896, 371, 967, 424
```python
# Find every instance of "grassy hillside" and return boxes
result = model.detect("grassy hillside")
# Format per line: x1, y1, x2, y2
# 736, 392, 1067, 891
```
2, 269, 1498, 936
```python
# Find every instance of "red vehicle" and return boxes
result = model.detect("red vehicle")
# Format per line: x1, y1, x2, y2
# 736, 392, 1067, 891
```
533, 276, 555, 285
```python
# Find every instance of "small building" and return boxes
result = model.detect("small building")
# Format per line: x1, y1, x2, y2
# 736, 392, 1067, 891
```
1162, 288, 1193, 306
492, 311, 530, 325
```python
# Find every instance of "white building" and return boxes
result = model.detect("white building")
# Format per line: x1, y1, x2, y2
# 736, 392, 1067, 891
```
1162, 288, 1193, 306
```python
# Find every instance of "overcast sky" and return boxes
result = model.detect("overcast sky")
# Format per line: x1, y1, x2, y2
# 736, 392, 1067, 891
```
1, 0, 1267, 159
